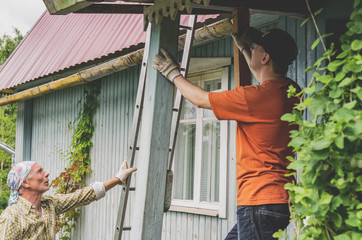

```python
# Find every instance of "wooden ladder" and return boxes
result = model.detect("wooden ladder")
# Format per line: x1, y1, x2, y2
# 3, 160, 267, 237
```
113, 15, 197, 240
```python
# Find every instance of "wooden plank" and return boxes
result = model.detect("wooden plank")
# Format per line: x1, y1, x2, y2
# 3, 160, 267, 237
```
169, 205, 219, 217
129, 15, 180, 240
209, 0, 324, 15
23, 100, 33, 161
43, 0, 94, 14
75, 4, 228, 14
232, 8, 251, 88
218, 67, 229, 219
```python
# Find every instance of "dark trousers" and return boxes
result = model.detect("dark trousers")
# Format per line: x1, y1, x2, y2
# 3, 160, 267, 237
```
225, 204, 290, 240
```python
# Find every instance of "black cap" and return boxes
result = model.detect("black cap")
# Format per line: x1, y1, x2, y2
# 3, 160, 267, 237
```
247, 27, 298, 66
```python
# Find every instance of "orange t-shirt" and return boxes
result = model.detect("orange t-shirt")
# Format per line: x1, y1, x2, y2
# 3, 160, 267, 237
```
209, 79, 301, 206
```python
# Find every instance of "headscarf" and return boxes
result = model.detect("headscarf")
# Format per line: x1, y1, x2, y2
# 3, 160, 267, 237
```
7, 161, 36, 205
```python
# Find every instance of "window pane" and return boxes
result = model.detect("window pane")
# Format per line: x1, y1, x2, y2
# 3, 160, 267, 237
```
172, 123, 195, 200
201, 121, 220, 202
203, 78, 221, 119
180, 98, 197, 120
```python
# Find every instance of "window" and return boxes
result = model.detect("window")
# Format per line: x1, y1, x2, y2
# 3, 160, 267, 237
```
171, 67, 228, 218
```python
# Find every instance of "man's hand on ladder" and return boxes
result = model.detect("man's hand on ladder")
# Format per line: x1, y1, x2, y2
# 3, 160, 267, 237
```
153, 48, 181, 83
116, 161, 137, 185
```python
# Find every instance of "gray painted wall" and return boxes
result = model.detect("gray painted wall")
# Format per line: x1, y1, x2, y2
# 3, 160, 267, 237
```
14, 15, 325, 239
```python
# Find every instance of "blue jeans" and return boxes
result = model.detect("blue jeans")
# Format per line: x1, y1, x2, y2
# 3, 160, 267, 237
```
225, 204, 290, 240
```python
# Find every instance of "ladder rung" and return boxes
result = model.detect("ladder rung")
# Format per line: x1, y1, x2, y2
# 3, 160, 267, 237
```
180, 67, 186, 71
129, 146, 139, 150
172, 108, 179, 112
179, 25, 192, 30
122, 187, 135, 191
116, 226, 131, 231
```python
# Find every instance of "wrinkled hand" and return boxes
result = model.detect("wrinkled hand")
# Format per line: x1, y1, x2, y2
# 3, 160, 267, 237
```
153, 48, 181, 82
116, 161, 137, 185
232, 28, 252, 52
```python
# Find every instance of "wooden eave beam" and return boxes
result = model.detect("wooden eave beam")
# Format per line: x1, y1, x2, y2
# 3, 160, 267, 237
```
208, 0, 327, 15
75, 3, 229, 14
233, 8, 251, 88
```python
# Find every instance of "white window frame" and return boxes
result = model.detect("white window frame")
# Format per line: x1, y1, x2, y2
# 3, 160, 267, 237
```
170, 64, 229, 219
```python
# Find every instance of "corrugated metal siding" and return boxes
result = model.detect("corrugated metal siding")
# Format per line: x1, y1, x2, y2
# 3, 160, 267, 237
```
28, 67, 139, 239
13, 14, 325, 240
31, 84, 82, 184
73, 67, 140, 240
15, 102, 24, 163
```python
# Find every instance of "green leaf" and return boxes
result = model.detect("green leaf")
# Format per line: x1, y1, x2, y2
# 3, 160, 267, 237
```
289, 136, 307, 148
344, 100, 357, 109
334, 234, 351, 240
321, 33, 334, 39
304, 83, 318, 94
335, 134, 344, 149
346, 212, 359, 227
312, 38, 321, 50
338, 77, 353, 87
334, 107, 355, 122
331, 196, 343, 211
336, 50, 349, 59
305, 65, 315, 72
351, 39, 362, 50
329, 86, 344, 98
311, 149, 330, 160
352, 233, 362, 240
301, 17, 311, 27
345, 119, 362, 140
327, 60, 345, 72
335, 71, 346, 81
314, 8, 324, 17
288, 160, 306, 170
295, 97, 311, 111
312, 139, 332, 150
348, 59, 362, 73
351, 86, 362, 101
320, 192, 333, 205
272, 229, 285, 239
349, 21, 362, 34
309, 95, 329, 116
281, 113, 294, 122
354, 0, 361, 8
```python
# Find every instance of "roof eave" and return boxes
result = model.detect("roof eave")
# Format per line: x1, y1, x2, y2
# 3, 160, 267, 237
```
43, 0, 327, 16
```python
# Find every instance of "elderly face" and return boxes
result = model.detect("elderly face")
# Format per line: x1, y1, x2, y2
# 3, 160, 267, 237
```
25, 163, 50, 194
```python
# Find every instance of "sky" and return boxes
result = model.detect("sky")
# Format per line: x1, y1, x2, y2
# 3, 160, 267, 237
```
0, 0, 46, 37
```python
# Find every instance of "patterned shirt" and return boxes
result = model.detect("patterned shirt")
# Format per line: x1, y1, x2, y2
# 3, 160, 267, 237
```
0, 183, 105, 240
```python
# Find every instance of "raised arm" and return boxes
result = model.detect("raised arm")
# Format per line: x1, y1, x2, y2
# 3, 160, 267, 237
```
104, 160, 137, 191
153, 48, 211, 109
53, 161, 136, 214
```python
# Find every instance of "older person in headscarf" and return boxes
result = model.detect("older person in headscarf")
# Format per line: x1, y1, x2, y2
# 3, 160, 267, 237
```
0, 160, 136, 240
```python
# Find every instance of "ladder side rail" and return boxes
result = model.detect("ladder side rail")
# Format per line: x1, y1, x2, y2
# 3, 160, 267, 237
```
168, 15, 197, 170
113, 24, 152, 240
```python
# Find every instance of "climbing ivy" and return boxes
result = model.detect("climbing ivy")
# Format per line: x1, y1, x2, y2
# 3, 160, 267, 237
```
274, 1, 362, 239
51, 82, 101, 239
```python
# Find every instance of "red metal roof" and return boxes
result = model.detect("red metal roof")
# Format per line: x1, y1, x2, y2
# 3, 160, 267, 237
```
0, 12, 217, 91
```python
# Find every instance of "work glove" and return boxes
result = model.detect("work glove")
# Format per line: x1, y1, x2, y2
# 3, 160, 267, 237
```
232, 27, 252, 52
116, 160, 137, 185
153, 48, 181, 82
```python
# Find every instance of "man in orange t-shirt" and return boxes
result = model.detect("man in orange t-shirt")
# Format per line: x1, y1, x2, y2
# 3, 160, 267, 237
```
153, 27, 301, 240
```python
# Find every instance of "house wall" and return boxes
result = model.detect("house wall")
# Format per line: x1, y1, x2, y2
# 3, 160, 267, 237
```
15, 15, 324, 240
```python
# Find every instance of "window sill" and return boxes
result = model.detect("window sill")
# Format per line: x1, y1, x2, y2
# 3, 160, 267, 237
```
168, 205, 220, 217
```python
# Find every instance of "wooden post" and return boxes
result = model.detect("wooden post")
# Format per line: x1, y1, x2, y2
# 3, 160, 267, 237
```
130, 16, 180, 240
232, 8, 251, 87
23, 100, 33, 161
